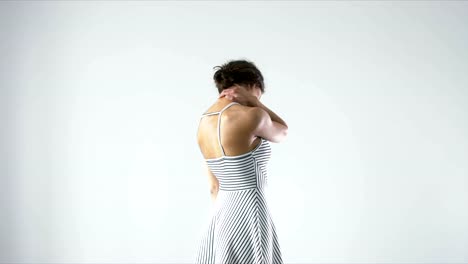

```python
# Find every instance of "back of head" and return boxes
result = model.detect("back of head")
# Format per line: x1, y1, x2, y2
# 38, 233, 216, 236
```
213, 59, 265, 94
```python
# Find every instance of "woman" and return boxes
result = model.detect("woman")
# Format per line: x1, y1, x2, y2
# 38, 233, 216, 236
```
195, 59, 288, 264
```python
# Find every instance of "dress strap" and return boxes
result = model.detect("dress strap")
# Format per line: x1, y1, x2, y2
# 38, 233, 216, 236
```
216, 102, 240, 155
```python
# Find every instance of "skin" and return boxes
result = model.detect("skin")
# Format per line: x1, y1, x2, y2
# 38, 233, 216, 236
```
197, 84, 288, 202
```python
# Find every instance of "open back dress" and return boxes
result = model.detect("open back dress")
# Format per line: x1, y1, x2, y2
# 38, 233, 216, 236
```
195, 102, 283, 264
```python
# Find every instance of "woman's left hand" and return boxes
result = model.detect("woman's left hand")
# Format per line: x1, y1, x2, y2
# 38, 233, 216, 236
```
219, 85, 258, 107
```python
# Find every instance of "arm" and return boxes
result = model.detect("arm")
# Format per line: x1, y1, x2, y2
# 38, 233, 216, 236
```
204, 162, 219, 202
250, 99, 288, 143
251, 99, 288, 128
218, 85, 288, 143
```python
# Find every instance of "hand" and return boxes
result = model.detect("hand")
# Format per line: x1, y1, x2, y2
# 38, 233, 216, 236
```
219, 85, 259, 107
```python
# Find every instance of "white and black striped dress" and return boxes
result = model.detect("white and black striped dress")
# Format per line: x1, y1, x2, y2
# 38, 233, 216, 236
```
195, 102, 283, 264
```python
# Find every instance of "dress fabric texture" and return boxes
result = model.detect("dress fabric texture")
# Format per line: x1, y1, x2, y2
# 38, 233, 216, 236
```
195, 102, 283, 264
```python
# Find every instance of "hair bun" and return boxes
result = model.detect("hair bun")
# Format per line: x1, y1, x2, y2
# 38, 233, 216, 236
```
212, 60, 264, 93
221, 69, 234, 80
214, 67, 235, 87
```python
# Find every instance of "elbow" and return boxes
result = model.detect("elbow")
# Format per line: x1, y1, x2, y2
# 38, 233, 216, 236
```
275, 126, 288, 143
210, 186, 219, 195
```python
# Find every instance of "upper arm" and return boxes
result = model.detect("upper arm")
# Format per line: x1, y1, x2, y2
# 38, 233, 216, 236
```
250, 107, 288, 143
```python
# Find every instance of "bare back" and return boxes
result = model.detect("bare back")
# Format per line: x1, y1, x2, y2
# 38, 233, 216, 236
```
197, 99, 262, 160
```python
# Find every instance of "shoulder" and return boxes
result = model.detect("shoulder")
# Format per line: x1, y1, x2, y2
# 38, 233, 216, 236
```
221, 103, 267, 125
221, 104, 256, 122
225, 105, 268, 131
228, 103, 263, 116
246, 106, 268, 125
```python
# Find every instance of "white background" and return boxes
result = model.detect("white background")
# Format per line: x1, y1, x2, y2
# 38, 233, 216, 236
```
1, 1, 467, 263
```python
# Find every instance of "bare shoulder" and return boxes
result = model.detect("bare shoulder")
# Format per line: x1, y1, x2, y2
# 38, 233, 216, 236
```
224, 105, 268, 135
232, 104, 264, 119
224, 104, 261, 125
246, 106, 269, 124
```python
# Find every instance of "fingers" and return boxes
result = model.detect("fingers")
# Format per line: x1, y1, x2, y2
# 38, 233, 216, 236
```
219, 86, 241, 100
219, 88, 233, 98
218, 92, 233, 100
219, 91, 229, 98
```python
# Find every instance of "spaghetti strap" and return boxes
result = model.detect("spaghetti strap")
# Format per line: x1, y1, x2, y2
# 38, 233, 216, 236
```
216, 102, 240, 155
199, 101, 240, 156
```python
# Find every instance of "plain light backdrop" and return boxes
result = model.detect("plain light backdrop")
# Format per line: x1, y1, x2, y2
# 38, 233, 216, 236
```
1, 1, 467, 263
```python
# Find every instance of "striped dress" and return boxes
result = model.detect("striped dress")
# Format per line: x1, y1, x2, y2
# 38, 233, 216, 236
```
195, 102, 283, 264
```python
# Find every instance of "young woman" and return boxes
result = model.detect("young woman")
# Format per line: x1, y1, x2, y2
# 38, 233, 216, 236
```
195, 59, 288, 264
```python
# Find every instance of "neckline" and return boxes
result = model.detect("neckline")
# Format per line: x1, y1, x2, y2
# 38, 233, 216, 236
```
204, 138, 265, 161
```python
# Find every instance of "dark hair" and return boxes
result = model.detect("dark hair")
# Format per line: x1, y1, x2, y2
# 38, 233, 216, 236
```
213, 59, 265, 94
